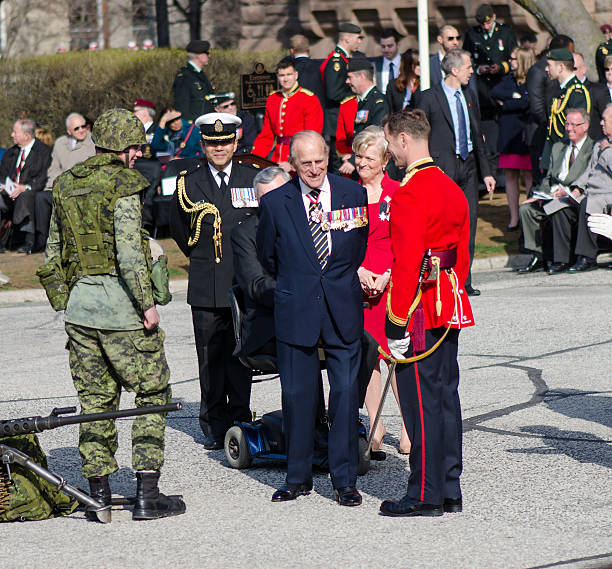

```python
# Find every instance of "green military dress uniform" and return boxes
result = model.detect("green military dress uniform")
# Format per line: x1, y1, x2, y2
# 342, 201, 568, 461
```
354, 85, 389, 138
463, 22, 517, 119
45, 153, 171, 479
173, 63, 215, 122
595, 38, 612, 83
322, 46, 353, 138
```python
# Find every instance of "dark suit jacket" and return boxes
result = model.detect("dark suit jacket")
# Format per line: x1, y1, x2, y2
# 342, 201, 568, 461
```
0, 139, 51, 224
584, 79, 610, 142
169, 160, 257, 307
426, 52, 480, 114
231, 214, 276, 357
293, 56, 325, 108
256, 174, 368, 347
416, 83, 492, 181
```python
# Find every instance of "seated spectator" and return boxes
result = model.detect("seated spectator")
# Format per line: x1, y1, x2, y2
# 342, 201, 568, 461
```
34, 112, 95, 252
549, 103, 612, 273
353, 126, 409, 458
490, 47, 535, 230
0, 118, 51, 253
151, 109, 201, 160
231, 166, 290, 358
385, 49, 421, 113
517, 108, 593, 273
212, 92, 257, 155
35, 128, 55, 147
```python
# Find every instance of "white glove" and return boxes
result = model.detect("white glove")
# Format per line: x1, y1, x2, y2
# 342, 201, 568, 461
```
387, 335, 411, 360
587, 213, 612, 240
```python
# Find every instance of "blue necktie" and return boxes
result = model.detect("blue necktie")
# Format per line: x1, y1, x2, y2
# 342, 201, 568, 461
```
454, 90, 469, 160
389, 61, 395, 80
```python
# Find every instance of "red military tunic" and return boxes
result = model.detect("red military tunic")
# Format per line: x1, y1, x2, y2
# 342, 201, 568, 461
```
336, 95, 357, 156
385, 158, 474, 339
252, 84, 323, 163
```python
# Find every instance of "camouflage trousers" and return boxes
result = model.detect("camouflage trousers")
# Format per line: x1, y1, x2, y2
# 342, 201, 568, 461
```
65, 323, 171, 479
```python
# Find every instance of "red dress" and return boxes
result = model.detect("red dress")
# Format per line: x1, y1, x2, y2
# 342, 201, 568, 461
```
362, 173, 400, 355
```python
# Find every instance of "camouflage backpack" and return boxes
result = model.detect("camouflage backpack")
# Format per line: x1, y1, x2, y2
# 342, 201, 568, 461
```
0, 435, 79, 522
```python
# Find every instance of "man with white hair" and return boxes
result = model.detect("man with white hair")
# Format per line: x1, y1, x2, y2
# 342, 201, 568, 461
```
173, 40, 215, 121
34, 112, 95, 252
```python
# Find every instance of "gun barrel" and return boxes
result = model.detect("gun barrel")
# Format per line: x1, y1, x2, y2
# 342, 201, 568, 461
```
1, 402, 182, 436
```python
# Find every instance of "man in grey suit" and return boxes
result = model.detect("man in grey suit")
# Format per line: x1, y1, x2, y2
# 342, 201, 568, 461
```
549, 103, 612, 273
517, 108, 593, 273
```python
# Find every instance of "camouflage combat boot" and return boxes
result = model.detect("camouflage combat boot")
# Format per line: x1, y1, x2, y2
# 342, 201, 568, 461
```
85, 475, 112, 522
132, 470, 186, 520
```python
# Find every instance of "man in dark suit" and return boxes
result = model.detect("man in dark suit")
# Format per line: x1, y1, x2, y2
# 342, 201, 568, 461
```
172, 40, 215, 122
372, 29, 401, 95
429, 25, 460, 87
257, 131, 368, 506
169, 112, 257, 450
289, 34, 325, 108
517, 110, 593, 273
416, 49, 495, 296
0, 118, 51, 253
231, 166, 290, 358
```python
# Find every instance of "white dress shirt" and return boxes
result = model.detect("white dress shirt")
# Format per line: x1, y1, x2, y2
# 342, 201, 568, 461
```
380, 54, 401, 94
299, 175, 332, 254
558, 135, 588, 184
16, 138, 35, 184
208, 162, 233, 188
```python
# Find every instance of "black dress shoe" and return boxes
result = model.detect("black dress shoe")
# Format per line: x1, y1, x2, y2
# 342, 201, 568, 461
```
507, 223, 519, 231
271, 482, 312, 502
547, 262, 569, 274
516, 255, 544, 274
443, 497, 463, 513
379, 494, 444, 517
465, 285, 481, 297
370, 449, 386, 461
568, 256, 598, 272
202, 435, 223, 450
334, 486, 362, 506
16, 245, 32, 254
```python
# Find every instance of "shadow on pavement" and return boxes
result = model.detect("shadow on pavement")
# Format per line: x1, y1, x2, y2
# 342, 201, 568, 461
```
544, 388, 612, 430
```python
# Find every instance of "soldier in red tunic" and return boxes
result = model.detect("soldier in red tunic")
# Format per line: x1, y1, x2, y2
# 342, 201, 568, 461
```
252, 58, 323, 170
379, 109, 475, 517
335, 95, 357, 156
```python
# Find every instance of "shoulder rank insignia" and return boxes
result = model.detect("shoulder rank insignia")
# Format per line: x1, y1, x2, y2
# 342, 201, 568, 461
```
334, 61, 341, 72
300, 88, 314, 96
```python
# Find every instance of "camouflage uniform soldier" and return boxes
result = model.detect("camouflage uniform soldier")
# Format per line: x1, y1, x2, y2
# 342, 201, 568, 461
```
44, 108, 185, 522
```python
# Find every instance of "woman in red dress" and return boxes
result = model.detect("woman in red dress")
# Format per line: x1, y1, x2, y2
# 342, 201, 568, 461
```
354, 126, 410, 459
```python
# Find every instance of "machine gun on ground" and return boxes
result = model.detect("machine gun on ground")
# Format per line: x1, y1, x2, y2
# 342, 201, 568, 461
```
0, 403, 182, 523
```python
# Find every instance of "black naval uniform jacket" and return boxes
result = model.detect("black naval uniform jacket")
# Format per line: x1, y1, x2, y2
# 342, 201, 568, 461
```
322, 46, 353, 138
354, 85, 389, 138
169, 160, 258, 308
172, 63, 215, 122
463, 22, 517, 119
596, 39, 612, 84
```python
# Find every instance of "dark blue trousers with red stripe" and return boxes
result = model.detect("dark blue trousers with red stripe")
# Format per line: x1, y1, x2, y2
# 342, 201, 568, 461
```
396, 327, 462, 505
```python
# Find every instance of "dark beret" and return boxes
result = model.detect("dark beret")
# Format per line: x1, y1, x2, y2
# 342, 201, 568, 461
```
348, 57, 373, 73
547, 48, 574, 62
601, 24, 612, 34
476, 4, 494, 24
338, 23, 362, 35
186, 40, 210, 54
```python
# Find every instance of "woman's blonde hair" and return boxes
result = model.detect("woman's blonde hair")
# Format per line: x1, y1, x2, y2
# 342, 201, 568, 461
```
513, 47, 536, 86
352, 125, 389, 161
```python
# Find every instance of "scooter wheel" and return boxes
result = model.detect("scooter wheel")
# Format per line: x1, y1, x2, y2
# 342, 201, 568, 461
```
357, 436, 371, 476
224, 426, 252, 469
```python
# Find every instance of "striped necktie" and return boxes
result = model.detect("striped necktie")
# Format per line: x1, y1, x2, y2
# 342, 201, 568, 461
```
13, 151, 25, 182
308, 189, 329, 269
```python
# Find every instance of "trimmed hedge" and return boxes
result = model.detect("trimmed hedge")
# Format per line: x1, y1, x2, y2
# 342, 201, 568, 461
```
0, 47, 284, 147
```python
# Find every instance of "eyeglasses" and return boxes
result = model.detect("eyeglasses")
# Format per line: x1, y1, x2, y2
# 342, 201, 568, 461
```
72, 124, 87, 131
565, 122, 585, 127
509, 57, 517, 60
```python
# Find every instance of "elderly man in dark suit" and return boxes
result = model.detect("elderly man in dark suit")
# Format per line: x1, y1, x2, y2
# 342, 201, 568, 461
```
231, 166, 290, 358
0, 118, 51, 253
257, 130, 368, 506
416, 49, 495, 296
169, 112, 257, 450
517, 109, 593, 273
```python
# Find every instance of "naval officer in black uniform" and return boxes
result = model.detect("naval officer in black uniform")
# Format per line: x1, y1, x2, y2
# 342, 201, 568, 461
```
169, 112, 258, 449
173, 40, 216, 122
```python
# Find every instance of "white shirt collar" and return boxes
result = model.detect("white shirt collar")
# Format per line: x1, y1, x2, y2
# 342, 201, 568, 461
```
559, 73, 575, 90
384, 54, 401, 69
571, 135, 588, 152
189, 60, 202, 73
298, 174, 330, 197
358, 84, 375, 101
20, 138, 35, 158
142, 121, 153, 132
208, 161, 233, 186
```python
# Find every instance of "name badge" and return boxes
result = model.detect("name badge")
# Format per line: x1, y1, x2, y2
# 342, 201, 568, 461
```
355, 110, 369, 124
231, 187, 257, 208
320, 206, 368, 231
379, 196, 391, 221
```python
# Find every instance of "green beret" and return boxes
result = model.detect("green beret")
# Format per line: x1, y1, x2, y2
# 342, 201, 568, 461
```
338, 23, 362, 35
547, 48, 573, 62
348, 57, 373, 73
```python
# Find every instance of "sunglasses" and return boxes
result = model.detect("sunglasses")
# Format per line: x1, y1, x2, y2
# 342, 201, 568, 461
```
605, 67, 612, 71
72, 124, 87, 131
446, 35, 461, 40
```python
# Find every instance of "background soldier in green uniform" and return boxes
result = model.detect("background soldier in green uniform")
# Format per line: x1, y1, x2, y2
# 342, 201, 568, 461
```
542, 49, 591, 170
596, 37, 612, 83
173, 40, 215, 122
320, 23, 362, 173
44, 108, 185, 522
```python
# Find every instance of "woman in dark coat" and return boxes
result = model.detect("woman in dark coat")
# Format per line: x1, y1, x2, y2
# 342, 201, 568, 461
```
490, 47, 536, 230
385, 49, 420, 113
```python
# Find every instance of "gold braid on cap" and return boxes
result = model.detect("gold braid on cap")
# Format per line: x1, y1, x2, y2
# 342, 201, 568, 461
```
177, 171, 223, 263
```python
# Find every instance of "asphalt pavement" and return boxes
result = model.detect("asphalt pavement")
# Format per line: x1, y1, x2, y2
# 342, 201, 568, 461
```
0, 265, 611, 569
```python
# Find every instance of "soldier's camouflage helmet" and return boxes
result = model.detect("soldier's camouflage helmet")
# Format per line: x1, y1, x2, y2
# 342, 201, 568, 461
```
91, 108, 146, 152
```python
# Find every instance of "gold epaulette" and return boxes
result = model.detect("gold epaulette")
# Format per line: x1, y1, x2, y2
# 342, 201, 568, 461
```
375, 98, 385, 104
300, 87, 315, 96
341, 95, 356, 105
